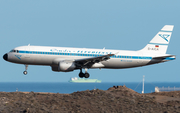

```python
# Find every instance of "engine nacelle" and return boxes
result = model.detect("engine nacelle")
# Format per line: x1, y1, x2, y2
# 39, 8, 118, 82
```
51, 61, 76, 72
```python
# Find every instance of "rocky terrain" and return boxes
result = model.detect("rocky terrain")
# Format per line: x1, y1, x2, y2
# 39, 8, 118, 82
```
0, 85, 180, 113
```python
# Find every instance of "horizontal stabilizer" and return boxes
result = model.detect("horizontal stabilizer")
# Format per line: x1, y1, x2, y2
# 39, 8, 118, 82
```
152, 55, 176, 60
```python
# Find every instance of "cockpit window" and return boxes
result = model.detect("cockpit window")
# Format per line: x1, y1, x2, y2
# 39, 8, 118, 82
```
10, 49, 19, 53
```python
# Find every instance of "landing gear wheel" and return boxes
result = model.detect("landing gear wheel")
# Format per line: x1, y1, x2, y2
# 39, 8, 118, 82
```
78, 68, 90, 78
23, 71, 27, 75
84, 73, 90, 78
79, 72, 84, 78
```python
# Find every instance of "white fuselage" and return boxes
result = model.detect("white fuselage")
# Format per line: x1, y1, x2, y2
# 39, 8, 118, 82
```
5, 45, 174, 69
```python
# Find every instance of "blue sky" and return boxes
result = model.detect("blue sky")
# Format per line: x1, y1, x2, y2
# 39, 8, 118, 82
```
0, 0, 179, 82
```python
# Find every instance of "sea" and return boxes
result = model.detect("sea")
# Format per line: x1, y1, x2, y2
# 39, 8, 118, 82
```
0, 82, 180, 94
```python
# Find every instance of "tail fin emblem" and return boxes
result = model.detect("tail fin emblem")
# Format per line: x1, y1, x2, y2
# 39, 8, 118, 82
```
159, 34, 170, 42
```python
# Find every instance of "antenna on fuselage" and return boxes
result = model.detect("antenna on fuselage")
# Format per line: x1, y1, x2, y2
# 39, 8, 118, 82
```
28, 44, 30, 46
103, 47, 105, 50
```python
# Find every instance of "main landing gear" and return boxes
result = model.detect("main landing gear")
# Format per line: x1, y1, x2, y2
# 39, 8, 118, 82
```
23, 65, 28, 75
79, 68, 90, 78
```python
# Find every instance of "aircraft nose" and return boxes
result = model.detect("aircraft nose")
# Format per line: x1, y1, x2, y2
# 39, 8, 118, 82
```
3, 53, 8, 61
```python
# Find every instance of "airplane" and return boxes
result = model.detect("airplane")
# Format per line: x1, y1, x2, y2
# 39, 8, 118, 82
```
3, 25, 175, 78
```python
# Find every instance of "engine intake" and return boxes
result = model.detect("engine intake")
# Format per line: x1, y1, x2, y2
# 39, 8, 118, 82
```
51, 61, 76, 72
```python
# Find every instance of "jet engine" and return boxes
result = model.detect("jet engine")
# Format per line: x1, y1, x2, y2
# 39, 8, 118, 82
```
51, 61, 76, 72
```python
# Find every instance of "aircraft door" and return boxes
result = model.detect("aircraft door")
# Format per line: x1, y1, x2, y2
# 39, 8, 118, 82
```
25, 47, 30, 58
138, 53, 143, 64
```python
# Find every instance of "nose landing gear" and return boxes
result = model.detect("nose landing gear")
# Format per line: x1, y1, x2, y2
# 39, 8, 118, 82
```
23, 65, 28, 75
79, 68, 90, 78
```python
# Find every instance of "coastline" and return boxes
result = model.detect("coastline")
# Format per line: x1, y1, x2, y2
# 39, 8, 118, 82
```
1, 86, 180, 112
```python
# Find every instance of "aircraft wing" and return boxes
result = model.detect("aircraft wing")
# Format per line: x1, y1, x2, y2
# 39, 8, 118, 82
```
74, 54, 115, 68
152, 55, 176, 60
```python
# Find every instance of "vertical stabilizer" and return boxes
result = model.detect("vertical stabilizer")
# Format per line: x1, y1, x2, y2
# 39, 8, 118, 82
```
140, 25, 174, 54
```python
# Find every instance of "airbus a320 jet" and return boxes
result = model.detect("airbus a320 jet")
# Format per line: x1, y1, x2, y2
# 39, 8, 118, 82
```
3, 25, 175, 78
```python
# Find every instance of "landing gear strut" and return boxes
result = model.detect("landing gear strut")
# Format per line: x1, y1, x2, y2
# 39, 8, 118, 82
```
79, 68, 90, 78
84, 68, 89, 78
23, 65, 28, 75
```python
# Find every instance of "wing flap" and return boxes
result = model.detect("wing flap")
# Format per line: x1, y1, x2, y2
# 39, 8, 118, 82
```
75, 54, 115, 68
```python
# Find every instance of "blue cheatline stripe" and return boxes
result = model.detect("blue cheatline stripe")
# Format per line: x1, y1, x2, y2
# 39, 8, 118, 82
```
160, 30, 172, 32
16, 50, 172, 60
149, 43, 168, 45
